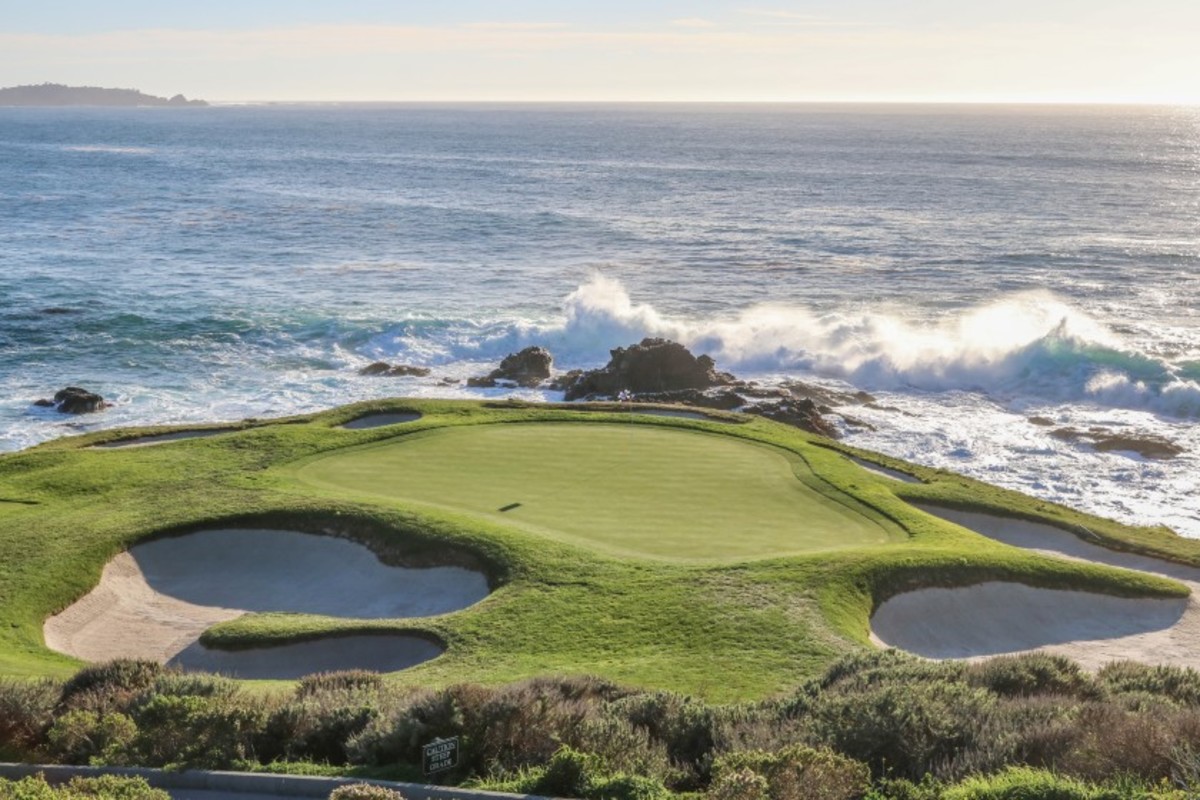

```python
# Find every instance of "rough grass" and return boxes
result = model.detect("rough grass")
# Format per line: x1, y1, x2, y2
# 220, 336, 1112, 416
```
0, 399, 1192, 700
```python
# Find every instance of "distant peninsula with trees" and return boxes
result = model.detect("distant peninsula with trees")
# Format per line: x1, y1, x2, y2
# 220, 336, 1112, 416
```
0, 83, 208, 107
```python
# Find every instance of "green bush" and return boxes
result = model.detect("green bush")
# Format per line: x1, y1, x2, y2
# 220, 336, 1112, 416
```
708, 767, 769, 800
941, 767, 1117, 800
711, 745, 870, 800
0, 775, 169, 800
802, 679, 995, 780
1097, 663, 1200, 706
45, 709, 137, 765
968, 654, 1095, 699
129, 692, 265, 768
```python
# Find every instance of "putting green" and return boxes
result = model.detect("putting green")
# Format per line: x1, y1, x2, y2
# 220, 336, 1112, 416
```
295, 422, 896, 561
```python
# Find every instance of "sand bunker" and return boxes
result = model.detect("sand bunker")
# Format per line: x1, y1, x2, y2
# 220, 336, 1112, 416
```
848, 456, 922, 483
341, 412, 422, 430
45, 529, 489, 674
93, 429, 237, 448
872, 505, 1200, 668
170, 634, 444, 680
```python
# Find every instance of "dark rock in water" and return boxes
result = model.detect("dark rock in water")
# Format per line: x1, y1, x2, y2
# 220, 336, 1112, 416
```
39, 307, 79, 316
358, 361, 432, 378
548, 369, 584, 392
1050, 426, 1183, 460
469, 346, 553, 388
780, 379, 876, 407
1028, 416, 1055, 427
37, 386, 110, 414
563, 338, 733, 400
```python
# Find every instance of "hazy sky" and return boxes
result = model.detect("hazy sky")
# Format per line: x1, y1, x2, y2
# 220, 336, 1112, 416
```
3, 1, 1198, 103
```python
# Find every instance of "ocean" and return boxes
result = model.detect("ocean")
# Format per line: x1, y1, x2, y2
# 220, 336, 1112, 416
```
1, 103, 1197, 534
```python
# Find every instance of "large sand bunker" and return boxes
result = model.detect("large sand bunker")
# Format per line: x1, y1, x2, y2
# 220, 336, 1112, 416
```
45, 529, 489, 675
872, 506, 1200, 668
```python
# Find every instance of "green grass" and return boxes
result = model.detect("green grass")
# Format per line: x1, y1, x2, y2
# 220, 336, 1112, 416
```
293, 422, 898, 561
0, 399, 1194, 700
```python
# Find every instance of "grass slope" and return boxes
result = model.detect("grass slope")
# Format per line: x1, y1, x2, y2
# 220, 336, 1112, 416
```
0, 399, 1193, 700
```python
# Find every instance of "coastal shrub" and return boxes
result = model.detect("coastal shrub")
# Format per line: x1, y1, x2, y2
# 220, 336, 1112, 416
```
708, 767, 770, 800
327, 784, 405, 800
862, 776, 944, 800
128, 693, 265, 768
45, 709, 137, 765
0, 774, 169, 800
573, 713, 679, 786
261, 699, 378, 765
801, 678, 996, 779
58, 660, 164, 710
935, 695, 1081, 780
1056, 704, 1180, 784
968, 653, 1095, 699
299, 670, 384, 698
608, 691, 723, 781
711, 745, 870, 800
345, 685, 475, 769
937, 766, 1151, 800
1097, 663, 1200, 706
498, 745, 672, 800
0, 678, 58, 758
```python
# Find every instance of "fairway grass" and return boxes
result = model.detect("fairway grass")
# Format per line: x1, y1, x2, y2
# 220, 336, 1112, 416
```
293, 423, 897, 561
0, 399, 1194, 698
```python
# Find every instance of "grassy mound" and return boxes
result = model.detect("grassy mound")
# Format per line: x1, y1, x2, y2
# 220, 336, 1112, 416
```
294, 422, 897, 561
0, 400, 1193, 699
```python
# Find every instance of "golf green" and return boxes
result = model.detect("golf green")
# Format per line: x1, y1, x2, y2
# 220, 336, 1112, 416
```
295, 422, 896, 561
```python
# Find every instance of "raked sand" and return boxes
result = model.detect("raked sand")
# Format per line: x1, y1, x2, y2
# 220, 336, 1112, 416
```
872, 506, 1200, 668
44, 529, 489, 672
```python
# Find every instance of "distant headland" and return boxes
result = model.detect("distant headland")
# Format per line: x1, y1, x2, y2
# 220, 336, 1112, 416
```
0, 83, 208, 107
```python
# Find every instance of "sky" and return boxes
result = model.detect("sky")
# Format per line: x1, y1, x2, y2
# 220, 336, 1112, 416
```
2, 1, 1198, 103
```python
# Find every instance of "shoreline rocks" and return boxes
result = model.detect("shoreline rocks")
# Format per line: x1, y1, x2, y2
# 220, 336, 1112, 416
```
562, 338, 734, 400
359, 362, 432, 378
34, 386, 111, 414
468, 346, 554, 388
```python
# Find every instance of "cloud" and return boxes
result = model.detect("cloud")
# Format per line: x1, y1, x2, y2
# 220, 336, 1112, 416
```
462, 22, 570, 31
671, 18, 718, 29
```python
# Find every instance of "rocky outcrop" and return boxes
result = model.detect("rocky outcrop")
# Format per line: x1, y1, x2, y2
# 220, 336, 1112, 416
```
1050, 427, 1184, 460
34, 386, 111, 414
468, 346, 554, 388
562, 338, 734, 401
358, 362, 432, 378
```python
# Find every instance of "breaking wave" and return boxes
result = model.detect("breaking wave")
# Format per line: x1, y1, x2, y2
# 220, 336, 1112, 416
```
365, 274, 1200, 418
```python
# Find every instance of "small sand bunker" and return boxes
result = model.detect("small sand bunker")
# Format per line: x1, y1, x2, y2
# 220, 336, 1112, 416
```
45, 529, 489, 674
170, 635, 444, 680
848, 456, 922, 484
872, 505, 1200, 668
93, 429, 237, 448
341, 412, 422, 430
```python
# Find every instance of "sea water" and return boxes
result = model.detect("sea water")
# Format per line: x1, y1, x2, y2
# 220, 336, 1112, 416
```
1, 103, 1197, 534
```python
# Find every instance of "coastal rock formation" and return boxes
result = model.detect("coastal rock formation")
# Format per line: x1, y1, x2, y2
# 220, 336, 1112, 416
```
563, 338, 734, 400
468, 346, 553, 388
34, 386, 111, 414
358, 361, 432, 378
1050, 426, 1184, 460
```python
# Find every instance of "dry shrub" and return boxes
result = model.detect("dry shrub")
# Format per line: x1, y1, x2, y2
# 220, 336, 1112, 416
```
1098, 662, 1200, 706
327, 784, 405, 800
58, 660, 165, 712
299, 670, 384, 699
0, 678, 59, 758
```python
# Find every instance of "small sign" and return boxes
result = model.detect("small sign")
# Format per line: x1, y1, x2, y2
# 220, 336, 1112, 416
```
423, 737, 460, 775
